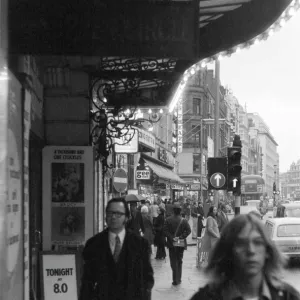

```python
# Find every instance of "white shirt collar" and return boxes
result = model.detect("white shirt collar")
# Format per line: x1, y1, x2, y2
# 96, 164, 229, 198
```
108, 228, 126, 245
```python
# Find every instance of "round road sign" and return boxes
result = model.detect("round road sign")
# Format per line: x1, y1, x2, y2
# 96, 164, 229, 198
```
113, 168, 128, 193
210, 172, 226, 189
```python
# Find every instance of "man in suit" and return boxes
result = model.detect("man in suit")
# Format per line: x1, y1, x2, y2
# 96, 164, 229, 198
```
163, 202, 191, 286
80, 198, 154, 300
216, 203, 229, 233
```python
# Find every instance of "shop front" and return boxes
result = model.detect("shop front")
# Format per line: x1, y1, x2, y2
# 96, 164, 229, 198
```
136, 156, 185, 202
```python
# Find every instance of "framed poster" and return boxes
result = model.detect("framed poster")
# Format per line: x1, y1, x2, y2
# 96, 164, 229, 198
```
43, 146, 94, 250
40, 252, 79, 300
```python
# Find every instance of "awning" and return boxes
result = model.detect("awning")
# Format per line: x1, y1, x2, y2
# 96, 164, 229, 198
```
144, 159, 185, 184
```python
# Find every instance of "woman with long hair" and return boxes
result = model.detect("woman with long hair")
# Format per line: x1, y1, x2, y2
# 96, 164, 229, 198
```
198, 206, 220, 266
190, 214, 300, 300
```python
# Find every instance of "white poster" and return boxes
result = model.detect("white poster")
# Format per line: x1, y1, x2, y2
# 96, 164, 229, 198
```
42, 146, 94, 250
42, 253, 78, 300
23, 90, 31, 300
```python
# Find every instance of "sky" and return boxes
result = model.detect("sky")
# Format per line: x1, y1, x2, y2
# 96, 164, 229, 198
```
218, 11, 300, 173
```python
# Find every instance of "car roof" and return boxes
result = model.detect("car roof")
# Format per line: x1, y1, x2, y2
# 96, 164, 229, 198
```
278, 203, 300, 208
266, 217, 300, 225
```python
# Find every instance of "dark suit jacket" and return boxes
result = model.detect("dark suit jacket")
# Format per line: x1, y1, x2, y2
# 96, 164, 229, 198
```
163, 215, 191, 250
216, 211, 229, 233
79, 229, 154, 300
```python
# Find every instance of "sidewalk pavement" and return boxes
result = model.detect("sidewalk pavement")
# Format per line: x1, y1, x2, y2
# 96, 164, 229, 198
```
151, 245, 208, 300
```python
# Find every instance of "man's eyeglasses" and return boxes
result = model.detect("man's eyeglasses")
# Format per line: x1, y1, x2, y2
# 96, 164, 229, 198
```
106, 211, 126, 218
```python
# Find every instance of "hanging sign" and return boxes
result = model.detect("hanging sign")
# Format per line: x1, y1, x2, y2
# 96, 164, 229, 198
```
136, 170, 151, 180
41, 252, 78, 300
177, 99, 183, 153
114, 129, 138, 153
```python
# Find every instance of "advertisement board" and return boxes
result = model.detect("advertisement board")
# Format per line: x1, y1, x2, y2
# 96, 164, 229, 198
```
42, 146, 94, 250
6, 72, 24, 300
41, 252, 79, 300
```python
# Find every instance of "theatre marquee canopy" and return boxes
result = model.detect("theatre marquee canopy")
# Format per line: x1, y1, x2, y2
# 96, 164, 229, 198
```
9, 0, 295, 106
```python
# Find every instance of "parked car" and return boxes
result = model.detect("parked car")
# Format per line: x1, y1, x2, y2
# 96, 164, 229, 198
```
265, 217, 300, 261
273, 203, 300, 218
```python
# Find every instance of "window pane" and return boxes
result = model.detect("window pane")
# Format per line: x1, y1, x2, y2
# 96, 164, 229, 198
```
277, 224, 300, 237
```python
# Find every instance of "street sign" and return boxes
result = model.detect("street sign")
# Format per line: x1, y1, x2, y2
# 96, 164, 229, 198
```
210, 172, 226, 189
207, 157, 227, 190
113, 168, 128, 193
136, 170, 151, 180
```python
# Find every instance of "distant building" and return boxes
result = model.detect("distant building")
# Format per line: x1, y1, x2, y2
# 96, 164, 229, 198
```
280, 161, 300, 200
247, 113, 279, 197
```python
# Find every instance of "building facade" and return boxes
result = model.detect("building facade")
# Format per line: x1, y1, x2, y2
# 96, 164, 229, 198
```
280, 161, 300, 200
247, 113, 279, 197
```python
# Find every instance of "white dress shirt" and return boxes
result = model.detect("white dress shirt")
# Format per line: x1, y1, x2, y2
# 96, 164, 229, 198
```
108, 228, 126, 254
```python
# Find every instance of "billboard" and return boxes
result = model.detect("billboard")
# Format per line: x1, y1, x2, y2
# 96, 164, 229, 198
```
43, 146, 94, 250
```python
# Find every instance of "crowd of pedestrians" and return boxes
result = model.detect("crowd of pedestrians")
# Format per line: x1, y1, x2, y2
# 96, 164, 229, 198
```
79, 195, 300, 300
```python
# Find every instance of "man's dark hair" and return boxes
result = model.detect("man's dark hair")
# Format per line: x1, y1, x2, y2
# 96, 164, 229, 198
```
173, 208, 181, 216
106, 197, 130, 218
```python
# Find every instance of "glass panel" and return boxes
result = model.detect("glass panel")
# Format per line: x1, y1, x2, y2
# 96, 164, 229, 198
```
285, 208, 300, 218
277, 224, 300, 237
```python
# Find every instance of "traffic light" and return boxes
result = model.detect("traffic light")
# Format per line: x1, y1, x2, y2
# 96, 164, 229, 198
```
227, 146, 242, 195
273, 182, 276, 194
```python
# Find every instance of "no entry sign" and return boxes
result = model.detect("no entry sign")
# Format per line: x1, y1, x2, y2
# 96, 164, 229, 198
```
113, 168, 128, 193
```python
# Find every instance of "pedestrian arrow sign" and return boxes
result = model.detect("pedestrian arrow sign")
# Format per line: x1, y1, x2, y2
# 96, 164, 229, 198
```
207, 157, 227, 190
233, 178, 238, 188
210, 172, 226, 189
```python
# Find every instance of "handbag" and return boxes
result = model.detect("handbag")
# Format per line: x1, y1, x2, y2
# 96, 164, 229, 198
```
172, 218, 185, 247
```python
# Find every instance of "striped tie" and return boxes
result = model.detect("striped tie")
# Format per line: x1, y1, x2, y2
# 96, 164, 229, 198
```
113, 235, 121, 262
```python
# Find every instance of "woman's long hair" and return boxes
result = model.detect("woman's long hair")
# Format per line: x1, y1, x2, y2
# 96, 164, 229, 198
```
205, 213, 286, 287
206, 206, 217, 218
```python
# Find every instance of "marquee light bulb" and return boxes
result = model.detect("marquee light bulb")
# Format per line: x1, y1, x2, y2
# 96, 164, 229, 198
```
148, 109, 152, 114
159, 109, 163, 114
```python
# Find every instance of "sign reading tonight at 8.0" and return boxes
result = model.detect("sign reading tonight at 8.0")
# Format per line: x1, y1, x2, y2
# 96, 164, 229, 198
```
42, 253, 78, 300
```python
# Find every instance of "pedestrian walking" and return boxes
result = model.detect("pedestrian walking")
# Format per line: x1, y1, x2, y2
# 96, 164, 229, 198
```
80, 197, 154, 300
127, 202, 145, 237
141, 206, 154, 255
163, 202, 191, 286
190, 213, 300, 300
216, 203, 229, 233
196, 202, 205, 237
153, 206, 166, 260
149, 200, 159, 226
198, 206, 220, 266
182, 198, 191, 221
165, 201, 174, 218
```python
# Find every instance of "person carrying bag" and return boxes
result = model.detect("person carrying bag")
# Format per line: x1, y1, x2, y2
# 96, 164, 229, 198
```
173, 218, 185, 247
163, 202, 191, 286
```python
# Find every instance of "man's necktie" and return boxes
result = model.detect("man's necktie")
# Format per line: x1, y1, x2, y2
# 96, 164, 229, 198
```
113, 235, 121, 262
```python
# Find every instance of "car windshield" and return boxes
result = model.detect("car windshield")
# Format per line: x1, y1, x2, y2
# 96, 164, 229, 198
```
277, 224, 300, 237
285, 208, 300, 218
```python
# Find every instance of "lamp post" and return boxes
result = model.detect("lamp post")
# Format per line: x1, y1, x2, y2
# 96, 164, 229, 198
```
199, 118, 203, 202
273, 164, 277, 206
